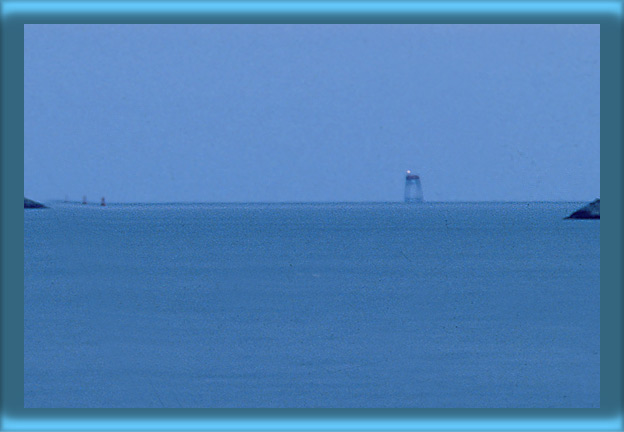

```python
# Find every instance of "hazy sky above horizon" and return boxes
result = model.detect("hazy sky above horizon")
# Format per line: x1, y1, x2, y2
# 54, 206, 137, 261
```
24, 24, 599, 203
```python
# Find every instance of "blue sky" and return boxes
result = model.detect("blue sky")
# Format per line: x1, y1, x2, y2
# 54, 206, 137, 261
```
24, 24, 599, 202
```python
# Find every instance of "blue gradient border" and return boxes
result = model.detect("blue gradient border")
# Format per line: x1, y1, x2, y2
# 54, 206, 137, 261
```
3, 0, 622, 431
2, 1, 622, 15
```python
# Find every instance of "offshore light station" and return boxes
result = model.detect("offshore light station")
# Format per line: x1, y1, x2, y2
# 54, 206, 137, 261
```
404, 170, 423, 202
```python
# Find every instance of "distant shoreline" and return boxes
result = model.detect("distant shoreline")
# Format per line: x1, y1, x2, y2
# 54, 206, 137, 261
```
38, 200, 595, 206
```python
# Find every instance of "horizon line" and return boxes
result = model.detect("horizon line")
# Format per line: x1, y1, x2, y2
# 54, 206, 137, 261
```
39, 199, 598, 205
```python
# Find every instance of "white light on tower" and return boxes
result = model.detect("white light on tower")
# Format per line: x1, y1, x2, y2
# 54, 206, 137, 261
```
404, 171, 423, 202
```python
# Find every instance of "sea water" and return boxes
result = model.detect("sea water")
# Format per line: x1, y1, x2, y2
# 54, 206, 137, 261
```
24, 202, 600, 408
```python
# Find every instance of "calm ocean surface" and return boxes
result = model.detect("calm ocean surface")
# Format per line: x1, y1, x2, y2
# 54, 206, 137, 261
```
24, 202, 600, 408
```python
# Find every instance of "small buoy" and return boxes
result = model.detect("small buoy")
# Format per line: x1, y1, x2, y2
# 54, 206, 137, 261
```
82, 196, 87, 205
101, 197, 106, 207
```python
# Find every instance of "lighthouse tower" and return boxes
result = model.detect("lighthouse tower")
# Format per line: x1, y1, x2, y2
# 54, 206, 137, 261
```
404, 170, 423, 203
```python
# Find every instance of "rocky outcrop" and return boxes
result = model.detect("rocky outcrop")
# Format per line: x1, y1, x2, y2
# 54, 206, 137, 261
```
24, 198, 46, 209
565, 199, 599, 219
